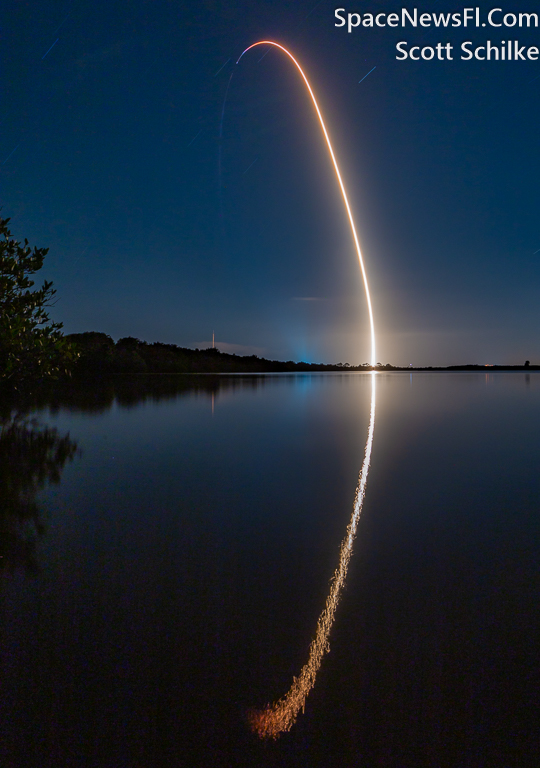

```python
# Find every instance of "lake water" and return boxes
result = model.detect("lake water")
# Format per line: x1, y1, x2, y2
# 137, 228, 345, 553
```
1, 372, 539, 767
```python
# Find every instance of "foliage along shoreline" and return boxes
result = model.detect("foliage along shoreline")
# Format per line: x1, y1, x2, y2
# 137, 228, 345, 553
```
65, 332, 539, 376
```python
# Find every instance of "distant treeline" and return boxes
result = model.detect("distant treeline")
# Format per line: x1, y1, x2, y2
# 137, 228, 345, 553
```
66, 333, 371, 375
65, 333, 538, 376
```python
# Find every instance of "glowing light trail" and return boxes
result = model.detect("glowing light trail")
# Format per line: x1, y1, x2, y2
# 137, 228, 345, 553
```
236, 41, 376, 367
248, 372, 376, 738
41, 38, 59, 60
358, 65, 376, 84
236, 41, 378, 737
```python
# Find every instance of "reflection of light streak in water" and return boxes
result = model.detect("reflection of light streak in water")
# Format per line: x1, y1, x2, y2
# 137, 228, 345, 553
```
236, 41, 376, 368
249, 372, 376, 738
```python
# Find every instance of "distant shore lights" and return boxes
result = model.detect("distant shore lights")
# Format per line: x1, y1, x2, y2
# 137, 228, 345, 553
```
236, 41, 376, 367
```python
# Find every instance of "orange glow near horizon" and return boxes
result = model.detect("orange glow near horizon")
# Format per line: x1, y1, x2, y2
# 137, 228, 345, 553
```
248, 372, 377, 738
237, 41, 376, 367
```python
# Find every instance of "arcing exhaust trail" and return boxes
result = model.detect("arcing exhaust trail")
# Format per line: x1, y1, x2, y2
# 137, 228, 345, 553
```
235, 42, 378, 737
236, 41, 376, 368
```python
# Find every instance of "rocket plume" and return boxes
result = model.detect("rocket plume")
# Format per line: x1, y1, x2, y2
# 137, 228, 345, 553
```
237, 41, 378, 738
237, 41, 376, 367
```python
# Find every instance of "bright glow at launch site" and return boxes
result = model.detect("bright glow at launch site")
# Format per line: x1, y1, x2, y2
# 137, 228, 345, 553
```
236, 41, 376, 368
236, 42, 378, 738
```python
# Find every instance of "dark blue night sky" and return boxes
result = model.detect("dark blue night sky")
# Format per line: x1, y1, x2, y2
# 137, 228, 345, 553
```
2, 1, 539, 365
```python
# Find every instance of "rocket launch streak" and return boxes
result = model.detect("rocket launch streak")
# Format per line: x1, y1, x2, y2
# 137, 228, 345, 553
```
237, 41, 376, 367
237, 42, 378, 737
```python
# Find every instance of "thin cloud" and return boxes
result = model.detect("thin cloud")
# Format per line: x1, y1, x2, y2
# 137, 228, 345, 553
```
193, 341, 266, 356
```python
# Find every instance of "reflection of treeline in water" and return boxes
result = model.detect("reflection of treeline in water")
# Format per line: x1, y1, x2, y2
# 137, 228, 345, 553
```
66, 333, 372, 375
4, 373, 301, 416
0, 413, 78, 575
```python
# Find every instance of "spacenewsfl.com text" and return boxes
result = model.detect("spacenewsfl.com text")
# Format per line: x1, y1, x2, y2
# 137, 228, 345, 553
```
334, 7, 540, 61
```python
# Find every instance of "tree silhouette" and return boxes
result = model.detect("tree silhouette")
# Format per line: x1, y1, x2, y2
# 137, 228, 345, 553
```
0, 216, 77, 388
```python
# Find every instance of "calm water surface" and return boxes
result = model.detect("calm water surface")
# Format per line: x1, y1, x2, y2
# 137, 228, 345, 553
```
1, 373, 539, 767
